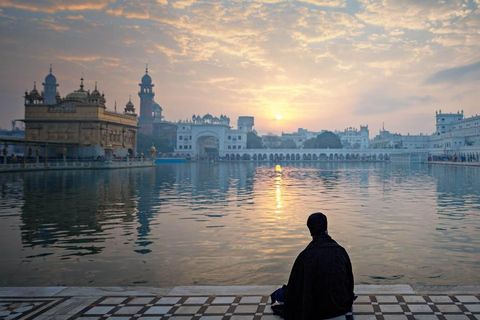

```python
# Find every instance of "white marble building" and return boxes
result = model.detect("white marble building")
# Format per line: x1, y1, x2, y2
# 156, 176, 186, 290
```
175, 114, 253, 158
335, 126, 369, 149
430, 110, 480, 150
278, 126, 369, 149
370, 131, 429, 149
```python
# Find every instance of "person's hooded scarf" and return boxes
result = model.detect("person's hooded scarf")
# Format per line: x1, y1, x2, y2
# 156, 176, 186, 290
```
283, 212, 354, 320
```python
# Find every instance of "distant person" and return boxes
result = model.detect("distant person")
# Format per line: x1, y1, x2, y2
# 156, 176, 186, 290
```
271, 212, 355, 320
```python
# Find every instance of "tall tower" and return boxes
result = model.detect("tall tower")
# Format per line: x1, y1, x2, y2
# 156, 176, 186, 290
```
138, 65, 155, 134
42, 65, 59, 105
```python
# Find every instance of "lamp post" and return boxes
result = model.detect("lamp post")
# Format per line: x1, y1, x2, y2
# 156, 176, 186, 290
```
149, 142, 157, 161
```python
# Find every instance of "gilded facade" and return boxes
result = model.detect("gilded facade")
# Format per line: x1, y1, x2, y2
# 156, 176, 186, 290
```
22, 67, 138, 158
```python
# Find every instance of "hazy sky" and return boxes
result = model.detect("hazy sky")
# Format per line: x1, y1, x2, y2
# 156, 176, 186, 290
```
1, 0, 480, 136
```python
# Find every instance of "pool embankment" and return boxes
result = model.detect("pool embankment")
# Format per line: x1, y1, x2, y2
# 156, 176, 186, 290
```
1, 285, 479, 319
427, 161, 480, 167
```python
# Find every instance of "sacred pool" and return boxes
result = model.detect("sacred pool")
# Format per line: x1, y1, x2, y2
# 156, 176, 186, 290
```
0, 162, 479, 286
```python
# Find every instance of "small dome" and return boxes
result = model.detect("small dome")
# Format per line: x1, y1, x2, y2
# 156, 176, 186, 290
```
141, 73, 152, 85
203, 113, 213, 120
126, 100, 134, 109
29, 88, 40, 96
44, 73, 56, 84
44, 65, 57, 84
91, 82, 101, 97
152, 101, 162, 111
66, 91, 88, 101
66, 77, 88, 101
29, 82, 41, 97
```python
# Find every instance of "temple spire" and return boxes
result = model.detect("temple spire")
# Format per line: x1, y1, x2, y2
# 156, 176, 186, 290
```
80, 74, 84, 91
49, 64, 52, 74
146, 63, 148, 74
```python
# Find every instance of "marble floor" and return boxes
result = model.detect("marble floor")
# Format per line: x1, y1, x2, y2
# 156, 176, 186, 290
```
0, 285, 478, 320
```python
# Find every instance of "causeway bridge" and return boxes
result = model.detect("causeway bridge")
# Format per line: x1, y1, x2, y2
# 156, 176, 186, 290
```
219, 148, 416, 161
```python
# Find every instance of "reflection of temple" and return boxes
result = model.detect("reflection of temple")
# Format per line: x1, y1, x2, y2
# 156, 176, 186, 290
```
21, 66, 138, 157
18, 170, 138, 256
132, 168, 168, 254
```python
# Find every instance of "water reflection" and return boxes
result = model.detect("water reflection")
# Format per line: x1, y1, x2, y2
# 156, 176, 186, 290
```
0, 162, 479, 286
275, 165, 282, 213
19, 170, 138, 256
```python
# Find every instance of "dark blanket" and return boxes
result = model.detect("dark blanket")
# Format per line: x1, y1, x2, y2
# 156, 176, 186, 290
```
283, 234, 354, 320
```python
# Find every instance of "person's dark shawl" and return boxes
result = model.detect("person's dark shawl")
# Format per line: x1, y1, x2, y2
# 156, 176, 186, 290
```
283, 234, 354, 320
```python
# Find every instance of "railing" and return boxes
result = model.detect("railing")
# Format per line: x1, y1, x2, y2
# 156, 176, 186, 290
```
0, 159, 155, 171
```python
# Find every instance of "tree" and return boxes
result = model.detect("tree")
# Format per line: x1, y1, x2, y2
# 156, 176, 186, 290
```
303, 138, 317, 148
263, 132, 281, 148
247, 132, 263, 148
280, 138, 297, 149
316, 131, 342, 149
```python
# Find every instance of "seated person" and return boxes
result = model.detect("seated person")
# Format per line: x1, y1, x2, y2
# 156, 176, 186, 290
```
272, 212, 355, 320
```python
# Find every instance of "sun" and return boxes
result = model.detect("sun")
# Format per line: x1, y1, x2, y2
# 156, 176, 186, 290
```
275, 114, 283, 120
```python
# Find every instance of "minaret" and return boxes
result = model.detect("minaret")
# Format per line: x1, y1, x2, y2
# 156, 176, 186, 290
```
43, 64, 59, 104
138, 64, 155, 134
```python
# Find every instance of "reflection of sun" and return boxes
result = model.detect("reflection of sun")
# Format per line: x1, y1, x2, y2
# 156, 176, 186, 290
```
275, 165, 282, 212
275, 114, 283, 120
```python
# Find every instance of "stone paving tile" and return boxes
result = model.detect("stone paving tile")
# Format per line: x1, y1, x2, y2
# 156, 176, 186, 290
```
402, 295, 426, 303
99, 297, 127, 304
128, 297, 155, 304
233, 304, 259, 313
240, 296, 263, 304
456, 295, 480, 303
212, 296, 236, 304
156, 296, 182, 304
185, 296, 209, 304
406, 304, 433, 313
1, 290, 479, 320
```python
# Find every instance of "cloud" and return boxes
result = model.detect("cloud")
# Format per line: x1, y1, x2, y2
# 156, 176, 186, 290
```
356, 94, 433, 115
57, 55, 120, 63
296, 0, 346, 8
356, 0, 469, 30
170, 0, 196, 9
66, 15, 84, 20
355, 82, 434, 115
425, 60, 480, 84
0, 0, 115, 13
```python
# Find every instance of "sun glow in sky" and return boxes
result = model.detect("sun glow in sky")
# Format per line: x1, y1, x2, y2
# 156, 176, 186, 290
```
1, 0, 480, 135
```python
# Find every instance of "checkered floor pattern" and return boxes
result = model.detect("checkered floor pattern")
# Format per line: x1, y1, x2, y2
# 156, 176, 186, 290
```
0, 297, 67, 320
1, 294, 479, 320
70, 294, 480, 320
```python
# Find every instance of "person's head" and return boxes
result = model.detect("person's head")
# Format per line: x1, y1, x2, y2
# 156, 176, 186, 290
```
307, 212, 328, 236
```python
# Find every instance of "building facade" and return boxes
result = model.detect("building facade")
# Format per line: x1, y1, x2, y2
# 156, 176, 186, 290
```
335, 125, 369, 149
429, 110, 480, 150
22, 67, 138, 158
175, 114, 253, 159
370, 110, 480, 153
370, 130, 429, 149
